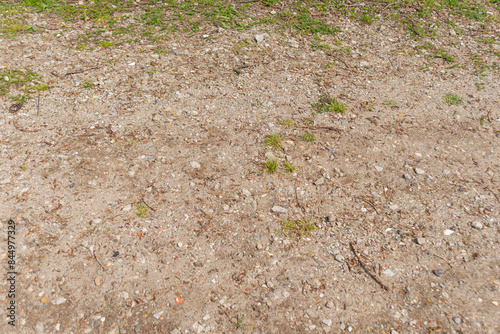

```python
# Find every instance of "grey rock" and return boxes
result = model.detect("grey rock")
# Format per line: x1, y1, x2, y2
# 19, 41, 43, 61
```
471, 221, 483, 230
452, 317, 461, 324
190, 161, 201, 169
433, 269, 444, 277
242, 188, 252, 197
322, 319, 332, 327
36, 323, 44, 333
383, 269, 395, 276
254, 34, 264, 43
403, 173, 412, 180
272, 206, 287, 214
264, 151, 277, 161
414, 168, 425, 175
340, 322, 346, 330
306, 309, 318, 318
314, 177, 325, 185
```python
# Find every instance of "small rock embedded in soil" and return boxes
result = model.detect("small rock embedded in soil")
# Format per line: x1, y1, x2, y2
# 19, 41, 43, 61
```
383, 269, 395, 276
314, 177, 325, 185
452, 317, 461, 324
242, 188, 252, 197
402, 173, 412, 180
272, 206, 288, 214
340, 322, 346, 331
254, 34, 264, 43
433, 269, 445, 277
416, 238, 426, 245
443, 169, 451, 175
95, 277, 101, 286
335, 254, 345, 262
374, 165, 383, 172
52, 297, 67, 305
414, 168, 425, 175
326, 301, 334, 308
322, 319, 332, 326
471, 221, 483, 230
190, 161, 201, 169
265, 151, 277, 161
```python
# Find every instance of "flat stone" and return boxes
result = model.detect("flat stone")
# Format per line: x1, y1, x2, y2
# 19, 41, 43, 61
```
190, 161, 201, 169
335, 254, 345, 262
471, 221, 483, 230
264, 151, 276, 161
433, 269, 444, 277
242, 188, 252, 197
254, 34, 264, 43
383, 269, 395, 276
414, 168, 425, 175
452, 317, 461, 324
271, 206, 287, 214
416, 238, 426, 245
402, 173, 412, 180
322, 319, 332, 327
52, 297, 67, 305
314, 177, 325, 185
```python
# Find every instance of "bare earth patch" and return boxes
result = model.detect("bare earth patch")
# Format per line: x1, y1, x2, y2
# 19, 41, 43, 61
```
0, 1, 499, 333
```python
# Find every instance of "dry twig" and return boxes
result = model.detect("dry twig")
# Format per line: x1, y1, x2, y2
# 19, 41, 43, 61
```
350, 242, 391, 291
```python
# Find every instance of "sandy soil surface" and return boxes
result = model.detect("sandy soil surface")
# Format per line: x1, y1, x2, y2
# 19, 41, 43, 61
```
1, 3, 499, 334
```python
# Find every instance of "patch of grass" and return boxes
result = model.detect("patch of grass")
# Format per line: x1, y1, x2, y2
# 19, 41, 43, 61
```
382, 99, 397, 107
100, 40, 114, 48
75, 43, 88, 50
313, 94, 348, 114
279, 218, 315, 237
283, 161, 295, 173
301, 132, 315, 142
311, 41, 330, 51
81, 81, 94, 89
360, 12, 376, 25
279, 119, 296, 128
265, 134, 282, 150
264, 159, 278, 173
231, 40, 251, 54
135, 205, 148, 217
0, 68, 46, 106
444, 93, 463, 105
430, 49, 454, 62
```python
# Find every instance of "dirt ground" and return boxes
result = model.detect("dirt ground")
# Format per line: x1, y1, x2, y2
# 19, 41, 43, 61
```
1, 3, 499, 334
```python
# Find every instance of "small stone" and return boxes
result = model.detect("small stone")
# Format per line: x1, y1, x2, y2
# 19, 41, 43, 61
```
190, 161, 201, 169
52, 297, 67, 305
414, 168, 425, 175
256, 243, 263, 250
272, 206, 287, 214
348, 326, 353, 332
471, 221, 483, 230
443, 169, 451, 175
340, 322, 346, 330
242, 188, 252, 197
223, 204, 230, 211
264, 151, 276, 161
452, 317, 461, 324
123, 205, 132, 211
391, 330, 399, 334
433, 269, 444, 277
266, 281, 274, 289
326, 301, 334, 308
327, 214, 335, 222
389, 204, 398, 210
383, 269, 395, 276
3, 76, 9, 82
0, 178, 11, 184
322, 319, 332, 327
282, 291, 290, 298
36, 323, 44, 333
153, 311, 164, 319
314, 177, 325, 185
95, 277, 101, 286
335, 254, 345, 262
254, 34, 264, 43
374, 165, 383, 172
444, 229, 454, 235
402, 173, 412, 180
416, 238, 426, 245
177, 242, 183, 248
